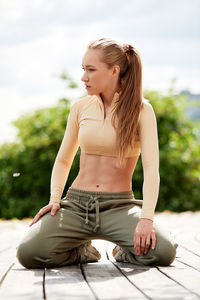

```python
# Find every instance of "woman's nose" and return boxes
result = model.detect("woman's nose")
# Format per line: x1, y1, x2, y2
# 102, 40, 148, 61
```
81, 72, 88, 82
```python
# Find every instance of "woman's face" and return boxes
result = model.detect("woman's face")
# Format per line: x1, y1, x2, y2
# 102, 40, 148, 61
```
81, 49, 117, 95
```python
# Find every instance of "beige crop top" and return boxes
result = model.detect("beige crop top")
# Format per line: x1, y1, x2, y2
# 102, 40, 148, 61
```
49, 91, 160, 221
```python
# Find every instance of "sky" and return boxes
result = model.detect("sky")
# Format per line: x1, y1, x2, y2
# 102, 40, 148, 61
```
0, 0, 199, 144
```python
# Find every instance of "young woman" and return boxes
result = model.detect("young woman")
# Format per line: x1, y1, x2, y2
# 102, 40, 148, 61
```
16, 38, 178, 269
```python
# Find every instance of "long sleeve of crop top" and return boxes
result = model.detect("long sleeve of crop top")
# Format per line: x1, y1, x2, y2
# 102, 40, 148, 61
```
138, 101, 160, 221
49, 103, 79, 204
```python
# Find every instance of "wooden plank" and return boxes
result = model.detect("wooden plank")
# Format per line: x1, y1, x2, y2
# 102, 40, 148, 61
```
112, 262, 198, 300
154, 212, 200, 257
72, 239, 146, 299
106, 242, 198, 300
0, 219, 29, 252
45, 265, 95, 300
0, 261, 44, 299
176, 246, 200, 271
0, 247, 16, 285
0, 220, 29, 285
45, 240, 109, 300
174, 231, 200, 256
158, 260, 200, 298
195, 232, 200, 243
0, 219, 44, 299
81, 241, 147, 300
155, 211, 200, 229
82, 262, 147, 299
0, 219, 30, 235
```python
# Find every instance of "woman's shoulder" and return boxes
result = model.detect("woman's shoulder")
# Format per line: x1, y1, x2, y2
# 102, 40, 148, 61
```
141, 97, 152, 108
139, 98, 156, 123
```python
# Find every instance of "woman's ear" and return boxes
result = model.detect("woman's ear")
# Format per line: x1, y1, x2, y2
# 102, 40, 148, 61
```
112, 65, 120, 77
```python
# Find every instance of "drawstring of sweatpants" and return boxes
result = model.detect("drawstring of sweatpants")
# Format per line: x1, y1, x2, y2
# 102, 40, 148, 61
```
85, 195, 101, 232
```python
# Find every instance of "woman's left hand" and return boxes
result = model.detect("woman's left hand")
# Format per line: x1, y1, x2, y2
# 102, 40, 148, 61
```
134, 218, 156, 255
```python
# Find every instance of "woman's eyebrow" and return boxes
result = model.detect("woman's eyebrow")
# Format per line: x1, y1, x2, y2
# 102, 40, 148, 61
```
82, 64, 95, 67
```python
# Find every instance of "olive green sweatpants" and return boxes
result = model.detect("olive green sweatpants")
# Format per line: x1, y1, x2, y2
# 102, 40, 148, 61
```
16, 187, 178, 269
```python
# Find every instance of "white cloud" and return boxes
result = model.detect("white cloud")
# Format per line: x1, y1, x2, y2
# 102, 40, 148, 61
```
0, 0, 199, 144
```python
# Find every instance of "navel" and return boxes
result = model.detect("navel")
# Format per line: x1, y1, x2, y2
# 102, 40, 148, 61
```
96, 184, 99, 188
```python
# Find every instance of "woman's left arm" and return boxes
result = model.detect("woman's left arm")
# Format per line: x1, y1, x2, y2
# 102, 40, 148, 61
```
134, 100, 160, 255
139, 100, 160, 221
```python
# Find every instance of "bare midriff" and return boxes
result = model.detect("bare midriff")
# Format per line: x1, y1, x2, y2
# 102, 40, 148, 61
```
71, 152, 140, 192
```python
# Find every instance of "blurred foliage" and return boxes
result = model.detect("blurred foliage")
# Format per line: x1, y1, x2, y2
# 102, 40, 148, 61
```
59, 70, 78, 89
0, 98, 79, 219
0, 83, 199, 219
133, 87, 200, 213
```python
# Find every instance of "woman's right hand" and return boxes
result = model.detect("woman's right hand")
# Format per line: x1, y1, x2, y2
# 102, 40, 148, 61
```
29, 202, 60, 227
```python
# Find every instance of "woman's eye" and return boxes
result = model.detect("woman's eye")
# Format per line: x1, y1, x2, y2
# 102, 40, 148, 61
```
82, 67, 95, 71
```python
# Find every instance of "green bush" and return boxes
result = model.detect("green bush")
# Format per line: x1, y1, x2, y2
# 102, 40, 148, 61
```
0, 98, 80, 218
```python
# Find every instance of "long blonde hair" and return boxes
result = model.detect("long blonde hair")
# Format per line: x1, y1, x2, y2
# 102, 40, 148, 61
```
87, 38, 143, 168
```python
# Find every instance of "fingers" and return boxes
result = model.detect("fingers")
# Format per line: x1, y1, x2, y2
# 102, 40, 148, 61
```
29, 207, 47, 227
29, 203, 60, 227
140, 236, 146, 255
134, 235, 147, 255
50, 203, 60, 216
134, 231, 157, 255
144, 234, 151, 255
151, 229, 156, 250
29, 213, 41, 227
134, 234, 141, 255
134, 235, 150, 255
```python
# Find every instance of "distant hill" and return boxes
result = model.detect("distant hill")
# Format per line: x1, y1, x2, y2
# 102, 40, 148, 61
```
176, 90, 200, 121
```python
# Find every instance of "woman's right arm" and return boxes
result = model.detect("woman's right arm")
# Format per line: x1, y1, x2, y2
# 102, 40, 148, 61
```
29, 102, 80, 226
49, 102, 80, 204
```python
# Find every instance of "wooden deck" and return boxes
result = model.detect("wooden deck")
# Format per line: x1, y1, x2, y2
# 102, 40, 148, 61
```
0, 211, 200, 299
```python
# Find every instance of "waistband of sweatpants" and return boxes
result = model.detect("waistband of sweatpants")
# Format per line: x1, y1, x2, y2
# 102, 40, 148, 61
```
66, 187, 136, 233
66, 186, 135, 201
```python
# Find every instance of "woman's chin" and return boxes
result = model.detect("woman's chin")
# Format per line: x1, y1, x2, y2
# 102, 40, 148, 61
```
87, 90, 95, 95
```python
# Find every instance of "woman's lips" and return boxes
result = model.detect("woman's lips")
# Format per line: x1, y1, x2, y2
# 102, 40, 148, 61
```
85, 85, 91, 89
